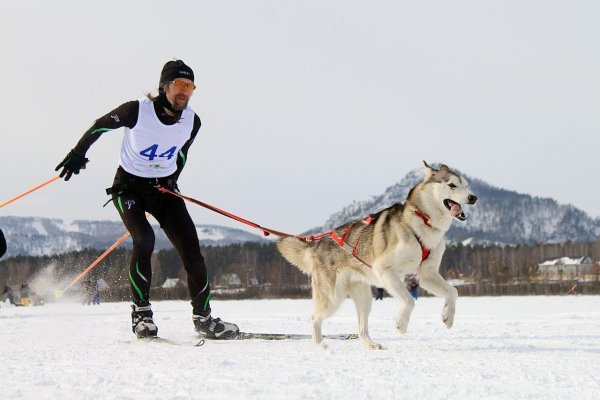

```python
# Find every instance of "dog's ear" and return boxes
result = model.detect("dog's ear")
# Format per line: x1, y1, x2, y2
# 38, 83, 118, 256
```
423, 160, 435, 181
440, 164, 450, 172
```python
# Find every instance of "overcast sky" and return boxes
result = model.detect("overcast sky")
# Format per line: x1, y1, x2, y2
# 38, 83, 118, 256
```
1, 1, 598, 235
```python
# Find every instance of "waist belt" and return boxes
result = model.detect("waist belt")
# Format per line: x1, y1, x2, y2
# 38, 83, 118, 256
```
106, 168, 177, 196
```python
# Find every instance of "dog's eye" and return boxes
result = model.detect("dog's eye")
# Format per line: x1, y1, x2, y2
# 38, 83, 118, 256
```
448, 183, 456, 189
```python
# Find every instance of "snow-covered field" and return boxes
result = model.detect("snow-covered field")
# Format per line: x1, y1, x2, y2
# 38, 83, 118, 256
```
1, 296, 599, 400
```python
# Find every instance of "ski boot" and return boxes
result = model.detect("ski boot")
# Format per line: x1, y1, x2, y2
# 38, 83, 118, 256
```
193, 313, 239, 339
131, 304, 158, 338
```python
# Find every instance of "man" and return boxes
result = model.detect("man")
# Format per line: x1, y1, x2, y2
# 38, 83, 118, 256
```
0, 228, 6, 258
2, 285, 16, 305
56, 59, 239, 339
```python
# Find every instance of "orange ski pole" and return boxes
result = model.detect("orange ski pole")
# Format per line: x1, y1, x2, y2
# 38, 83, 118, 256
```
0, 176, 60, 209
54, 230, 131, 298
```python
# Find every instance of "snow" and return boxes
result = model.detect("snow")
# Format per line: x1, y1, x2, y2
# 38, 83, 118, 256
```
196, 226, 226, 241
56, 219, 81, 233
539, 257, 590, 266
1, 296, 599, 400
31, 217, 48, 236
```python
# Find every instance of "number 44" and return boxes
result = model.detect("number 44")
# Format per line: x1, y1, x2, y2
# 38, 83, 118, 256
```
139, 144, 177, 161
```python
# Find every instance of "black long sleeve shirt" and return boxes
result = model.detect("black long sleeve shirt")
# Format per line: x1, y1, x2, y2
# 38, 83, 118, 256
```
72, 100, 201, 181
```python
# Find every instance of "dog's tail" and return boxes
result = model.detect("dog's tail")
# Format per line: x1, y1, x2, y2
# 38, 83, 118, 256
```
276, 237, 314, 275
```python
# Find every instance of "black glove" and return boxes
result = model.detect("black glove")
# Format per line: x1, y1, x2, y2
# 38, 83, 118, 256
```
55, 150, 89, 181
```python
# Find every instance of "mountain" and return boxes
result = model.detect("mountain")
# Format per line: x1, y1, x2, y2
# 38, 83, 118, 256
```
3, 167, 599, 257
0, 216, 267, 258
314, 167, 600, 246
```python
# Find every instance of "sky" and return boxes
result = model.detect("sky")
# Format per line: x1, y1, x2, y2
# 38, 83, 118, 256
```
1, 295, 599, 399
1, 1, 598, 235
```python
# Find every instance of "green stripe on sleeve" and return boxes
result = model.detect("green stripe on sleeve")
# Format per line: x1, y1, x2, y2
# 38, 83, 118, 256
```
89, 128, 112, 135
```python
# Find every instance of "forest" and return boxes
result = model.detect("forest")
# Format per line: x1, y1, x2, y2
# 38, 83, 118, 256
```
1, 238, 599, 303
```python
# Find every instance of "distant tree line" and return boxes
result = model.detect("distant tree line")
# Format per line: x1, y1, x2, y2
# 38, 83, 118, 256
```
1, 238, 599, 302
443, 238, 600, 282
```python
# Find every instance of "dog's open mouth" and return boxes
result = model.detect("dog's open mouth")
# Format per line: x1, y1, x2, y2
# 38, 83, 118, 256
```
444, 199, 467, 221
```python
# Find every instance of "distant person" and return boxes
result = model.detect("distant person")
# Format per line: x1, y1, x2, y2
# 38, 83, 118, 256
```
82, 279, 101, 305
375, 287, 384, 300
0, 228, 6, 258
20, 283, 31, 306
2, 285, 16, 305
55, 59, 239, 339
91, 279, 101, 305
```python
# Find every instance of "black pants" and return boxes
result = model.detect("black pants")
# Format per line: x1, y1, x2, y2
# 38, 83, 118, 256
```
110, 170, 211, 315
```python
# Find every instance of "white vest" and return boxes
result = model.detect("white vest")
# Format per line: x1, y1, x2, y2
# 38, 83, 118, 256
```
119, 98, 195, 178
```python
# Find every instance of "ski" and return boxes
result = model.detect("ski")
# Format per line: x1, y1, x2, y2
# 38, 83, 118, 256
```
148, 337, 205, 347
122, 337, 205, 347
203, 332, 359, 341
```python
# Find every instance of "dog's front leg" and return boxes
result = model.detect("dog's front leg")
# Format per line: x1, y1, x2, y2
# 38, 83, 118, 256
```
419, 250, 458, 329
419, 272, 458, 329
380, 268, 415, 334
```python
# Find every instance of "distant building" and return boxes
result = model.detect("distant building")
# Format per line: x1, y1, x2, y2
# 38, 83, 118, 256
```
161, 278, 187, 289
219, 273, 242, 288
537, 257, 595, 281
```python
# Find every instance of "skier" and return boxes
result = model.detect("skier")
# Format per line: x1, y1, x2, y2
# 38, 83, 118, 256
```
55, 59, 239, 339
0, 228, 6, 258
20, 283, 31, 306
2, 285, 16, 305
82, 279, 101, 305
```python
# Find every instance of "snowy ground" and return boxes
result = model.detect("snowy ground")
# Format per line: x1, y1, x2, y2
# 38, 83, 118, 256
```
1, 296, 599, 400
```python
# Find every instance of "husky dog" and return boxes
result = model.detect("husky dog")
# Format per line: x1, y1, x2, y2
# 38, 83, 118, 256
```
277, 162, 477, 349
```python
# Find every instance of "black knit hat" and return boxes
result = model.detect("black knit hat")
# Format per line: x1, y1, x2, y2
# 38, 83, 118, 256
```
159, 59, 194, 89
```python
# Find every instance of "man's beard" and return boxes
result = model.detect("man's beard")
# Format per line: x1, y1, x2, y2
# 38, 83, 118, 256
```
156, 92, 184, 121
172, 95, 189, 111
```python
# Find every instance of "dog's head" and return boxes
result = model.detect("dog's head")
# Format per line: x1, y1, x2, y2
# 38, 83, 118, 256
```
423, 161, 477, 221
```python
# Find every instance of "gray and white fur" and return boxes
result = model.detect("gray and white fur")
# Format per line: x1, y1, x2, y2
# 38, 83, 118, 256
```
277, 161, 477, 349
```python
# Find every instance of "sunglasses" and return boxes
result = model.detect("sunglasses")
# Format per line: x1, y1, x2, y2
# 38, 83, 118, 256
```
170, 80, 196, 92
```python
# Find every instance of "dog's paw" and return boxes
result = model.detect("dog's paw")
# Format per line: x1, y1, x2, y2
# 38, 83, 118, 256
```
395, 318, 409, 334
366, 342, 385, 350
360, 338, 384, 350
313, 335, 327, 349
316, 341, 329, 350
442, 301, 455, 329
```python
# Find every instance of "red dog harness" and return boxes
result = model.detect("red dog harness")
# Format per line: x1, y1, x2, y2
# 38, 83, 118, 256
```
413, 210, 432, 263
328, 216, 374, 267
329, 209, 433, 268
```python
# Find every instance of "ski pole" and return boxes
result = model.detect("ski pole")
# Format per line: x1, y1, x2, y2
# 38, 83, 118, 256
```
54, 213, 150, 298
54, 230, 131, 298
0, 176, 60, 209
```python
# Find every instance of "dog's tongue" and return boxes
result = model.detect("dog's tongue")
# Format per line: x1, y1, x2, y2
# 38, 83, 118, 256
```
449, 203, 462, 217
